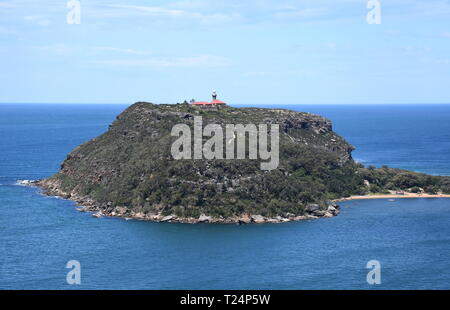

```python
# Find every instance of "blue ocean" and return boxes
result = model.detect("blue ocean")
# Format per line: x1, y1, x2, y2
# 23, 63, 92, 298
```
1, 103, 450, 290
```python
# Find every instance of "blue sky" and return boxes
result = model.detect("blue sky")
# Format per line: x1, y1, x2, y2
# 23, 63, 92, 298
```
0, 0, 449, 104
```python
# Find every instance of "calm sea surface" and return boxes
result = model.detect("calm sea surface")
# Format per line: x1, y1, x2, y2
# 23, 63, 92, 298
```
1, 103, 450, 289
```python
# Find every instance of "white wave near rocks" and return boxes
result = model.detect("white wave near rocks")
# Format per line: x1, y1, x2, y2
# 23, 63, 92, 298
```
16, 180, 36, 186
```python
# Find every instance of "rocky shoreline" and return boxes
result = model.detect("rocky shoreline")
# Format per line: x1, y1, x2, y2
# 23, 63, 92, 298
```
23, 178, 450, 224
24, 179, 340, 224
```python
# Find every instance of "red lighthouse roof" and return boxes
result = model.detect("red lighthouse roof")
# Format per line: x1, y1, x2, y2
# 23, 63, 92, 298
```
192, 100, 226, 105
192, 91, 226, 105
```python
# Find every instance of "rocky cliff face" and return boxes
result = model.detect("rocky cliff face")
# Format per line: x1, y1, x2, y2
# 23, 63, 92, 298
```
38, 102, 364, 223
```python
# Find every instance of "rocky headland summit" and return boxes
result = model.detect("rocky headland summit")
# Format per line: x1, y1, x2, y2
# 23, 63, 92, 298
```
35, 102, 450, 224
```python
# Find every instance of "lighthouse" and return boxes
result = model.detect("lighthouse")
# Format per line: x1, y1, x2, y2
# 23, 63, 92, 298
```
192, 91, 226, 105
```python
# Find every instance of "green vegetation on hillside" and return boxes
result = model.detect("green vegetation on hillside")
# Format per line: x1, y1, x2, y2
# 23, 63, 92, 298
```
41, 102, 450, 219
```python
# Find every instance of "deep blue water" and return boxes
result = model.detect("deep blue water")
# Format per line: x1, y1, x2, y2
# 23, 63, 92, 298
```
1, 103, 450, 289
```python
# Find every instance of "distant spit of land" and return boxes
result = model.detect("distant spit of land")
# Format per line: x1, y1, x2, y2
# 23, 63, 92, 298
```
337, 192, 450, 202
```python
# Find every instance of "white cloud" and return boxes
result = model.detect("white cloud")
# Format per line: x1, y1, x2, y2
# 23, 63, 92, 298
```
102, 4, 241, 24
94, 55, 232, 68
436, 59, 450, 65
385, 29, 401, 35
108, 4, 191, 17
23, 15, 51, 27
0, 2, 16, 9
273, 7, 327, 19
91, 46, 151, 55
168, 0, 210, 10
243, 71, 269, 77
39, 43, 73, 56
412, 0, 450, 16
